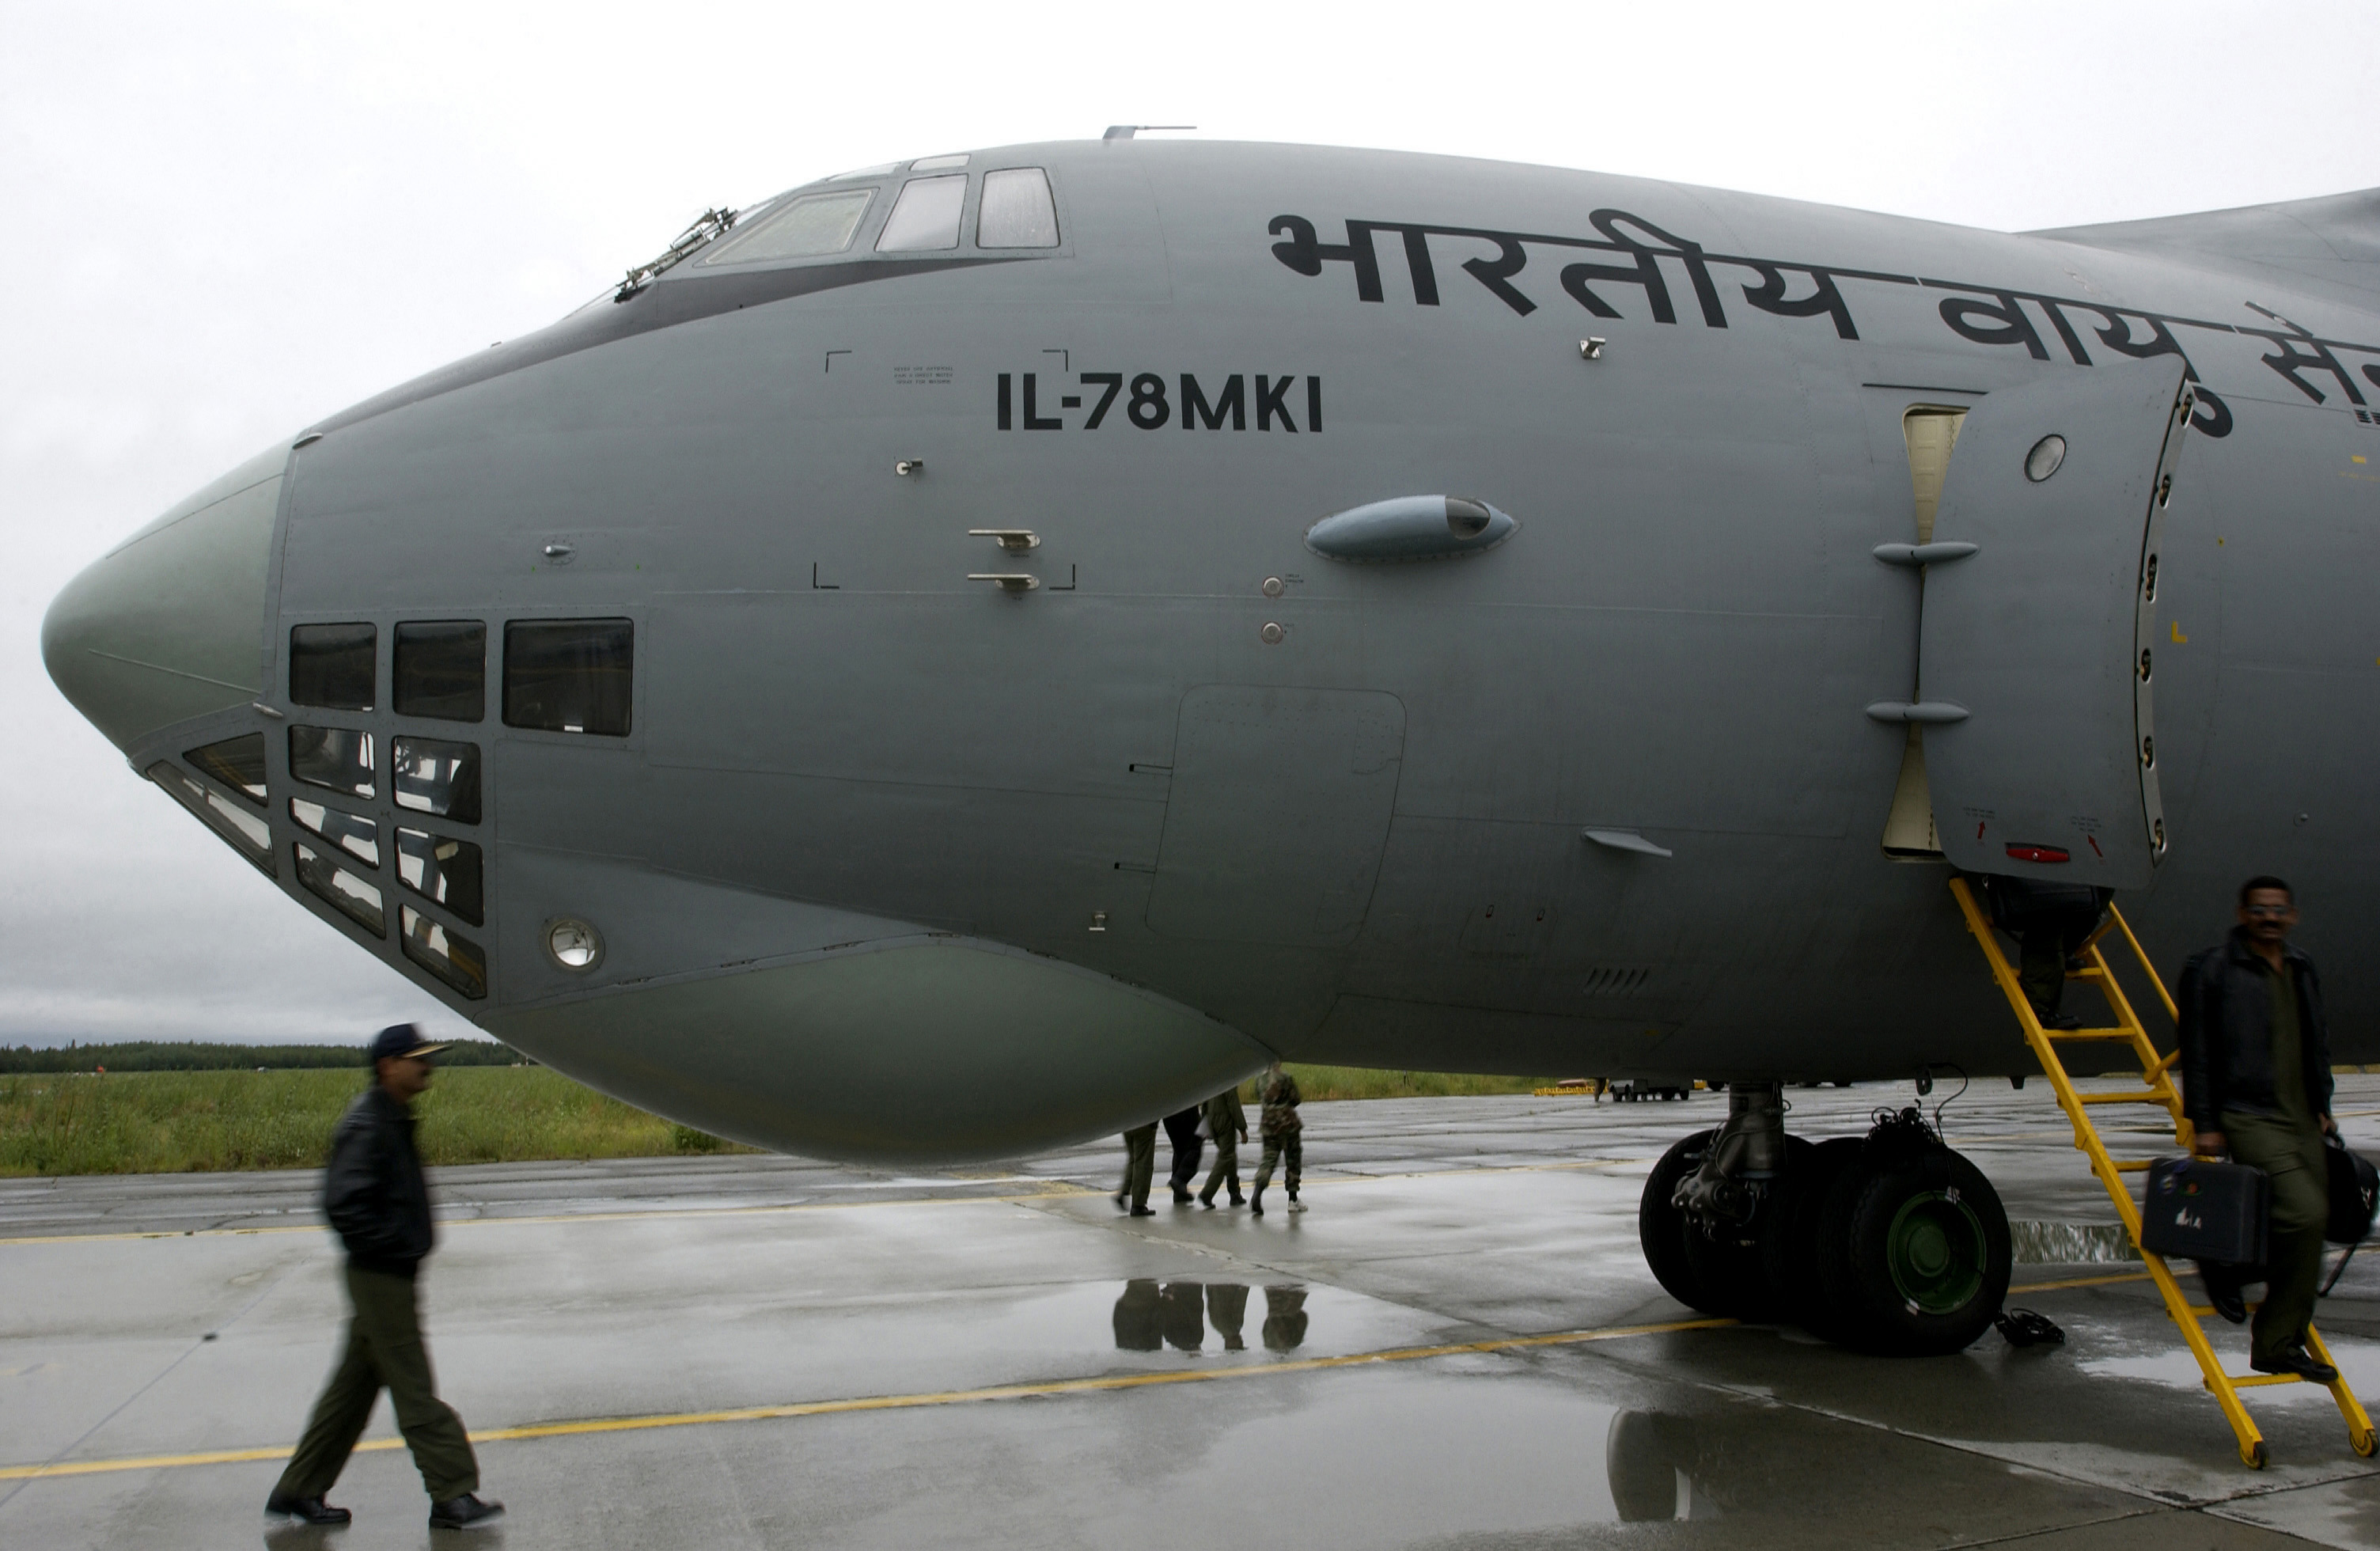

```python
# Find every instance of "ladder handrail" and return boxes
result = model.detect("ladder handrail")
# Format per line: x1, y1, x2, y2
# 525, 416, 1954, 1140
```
2107, 902, 2181, 1024
1945, 875, 2374, 1469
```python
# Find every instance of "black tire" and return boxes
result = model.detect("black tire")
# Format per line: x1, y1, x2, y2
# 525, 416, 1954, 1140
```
1683, 1134, 1814, 1322
1639, 1129, 1719, 1312
1762, 1136, 1866, 1341
1817, 1142, 2011, 1356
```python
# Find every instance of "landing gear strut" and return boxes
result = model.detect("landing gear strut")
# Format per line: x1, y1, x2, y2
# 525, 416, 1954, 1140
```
1639, 1090, 2012, 1355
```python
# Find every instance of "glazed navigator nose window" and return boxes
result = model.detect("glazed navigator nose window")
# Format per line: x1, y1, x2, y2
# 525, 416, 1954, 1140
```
503, 619, 633, 736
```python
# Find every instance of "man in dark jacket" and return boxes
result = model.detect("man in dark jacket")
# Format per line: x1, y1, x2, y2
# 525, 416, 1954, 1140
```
266, 1026, 505, 1530
2177, 878, 2339, 1382
1162, 1103, 1205, 1204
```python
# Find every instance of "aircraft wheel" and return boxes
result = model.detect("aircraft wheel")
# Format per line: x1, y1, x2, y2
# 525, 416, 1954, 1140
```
1817, 1140, 2010, 1356
1639, 1129, 1719, 1313
1683, 1134, 1814, 1322
1761, 1135, 1866, 1339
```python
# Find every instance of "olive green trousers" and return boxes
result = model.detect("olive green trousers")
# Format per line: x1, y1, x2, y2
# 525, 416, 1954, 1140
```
1119, 1123, 1158, 1210
275, 1265, 479, 1502
2221, 1109, 2329, 1367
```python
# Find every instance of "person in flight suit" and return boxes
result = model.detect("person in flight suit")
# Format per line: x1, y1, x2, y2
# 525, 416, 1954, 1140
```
1249, 1061, 1305, 1216
2179, 877, 2340, 1382
1162, 1103, 1205, 1204
267, 1026, 505, 1532
1198, 1083, 1249, 1208
1116, 1121, 1158, 1216
1987, 876, 2113, 1030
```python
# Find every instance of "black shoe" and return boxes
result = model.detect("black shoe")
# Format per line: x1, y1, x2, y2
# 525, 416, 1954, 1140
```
2252, 1344, 2338, 1385
1250, 1189, 1264, 1215
2200, 1265, 2248, 1325
1114, 1193, 1127, 1212
1173, 1187, 1194, 1204
428, 1493, 506, 1530
1229, 1193, 1245, 1207
1197, 1193, 1215, 1208
2045, 1013, 2082, 1030
265, 1492, 351, 1525
1129, 1205, 1156, 1216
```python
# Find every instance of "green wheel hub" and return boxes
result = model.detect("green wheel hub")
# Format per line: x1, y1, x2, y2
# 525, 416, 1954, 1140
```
1884, 1189, 1987, 1314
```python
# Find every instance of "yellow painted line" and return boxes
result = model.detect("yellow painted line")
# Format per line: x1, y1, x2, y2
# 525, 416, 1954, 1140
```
2010, 1270, 2151, 1293
0, 1314, 1735, 1482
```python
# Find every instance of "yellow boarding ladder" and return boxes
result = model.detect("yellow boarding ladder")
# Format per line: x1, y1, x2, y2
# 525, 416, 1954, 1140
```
1948, 876, 2376, 1469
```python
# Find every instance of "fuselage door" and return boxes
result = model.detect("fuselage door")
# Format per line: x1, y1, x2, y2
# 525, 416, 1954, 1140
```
1916, 357, 2194, 888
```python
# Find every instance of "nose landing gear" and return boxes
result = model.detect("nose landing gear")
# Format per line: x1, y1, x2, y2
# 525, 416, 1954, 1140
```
1640, 1086, 2011, 1356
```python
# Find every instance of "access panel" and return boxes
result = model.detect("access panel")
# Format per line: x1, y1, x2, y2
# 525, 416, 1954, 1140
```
1917, 357, 2194, 888
1146, 686, 1404, 946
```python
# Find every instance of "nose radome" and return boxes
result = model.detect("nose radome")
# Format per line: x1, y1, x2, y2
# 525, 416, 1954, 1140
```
43, 444, 288, 753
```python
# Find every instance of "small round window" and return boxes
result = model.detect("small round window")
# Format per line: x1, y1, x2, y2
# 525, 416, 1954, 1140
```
2024, 434, 2067, 483
545, 917, 603, 972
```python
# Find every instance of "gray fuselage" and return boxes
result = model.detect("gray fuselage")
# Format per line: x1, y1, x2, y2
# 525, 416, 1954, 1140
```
43, 140, 2380, 1161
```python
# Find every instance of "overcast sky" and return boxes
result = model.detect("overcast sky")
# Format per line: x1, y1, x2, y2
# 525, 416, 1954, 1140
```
3, 1, 2375, 1046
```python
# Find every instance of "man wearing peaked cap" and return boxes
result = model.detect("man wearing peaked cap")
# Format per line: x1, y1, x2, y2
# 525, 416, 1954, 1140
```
266, 1026, 506, 1532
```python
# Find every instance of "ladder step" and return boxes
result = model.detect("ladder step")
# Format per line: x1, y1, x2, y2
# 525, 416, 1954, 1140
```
2078, 1093, 2176, 1105
2045, 1028, 2143, 1041
2227, 1373, 2306, 1389
2111, 1160, 2154, 1172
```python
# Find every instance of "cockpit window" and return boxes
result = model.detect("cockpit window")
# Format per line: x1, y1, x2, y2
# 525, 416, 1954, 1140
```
400, 906, 487, 999
394, 621, 485, 722
290, 624, 376, 711
184, 734, 268, 806
976, 169, 1059, 248
876, 175, 967, 252
150, 761, 274, 875
505, 619, 633, 736
397, 828, 484, 926
392, 736, 482, 825
700, 190, 875, 267
290, 726, 375, 799
295, 841, 386, 937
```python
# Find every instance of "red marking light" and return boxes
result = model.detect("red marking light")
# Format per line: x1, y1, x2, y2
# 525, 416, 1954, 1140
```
2006, 844, 2071, 864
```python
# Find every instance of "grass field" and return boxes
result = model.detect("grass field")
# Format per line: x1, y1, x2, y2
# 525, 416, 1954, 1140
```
0, 1064, 1560, 1177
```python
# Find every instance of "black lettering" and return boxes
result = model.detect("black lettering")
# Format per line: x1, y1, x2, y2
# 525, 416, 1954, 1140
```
1461, 236, 1537, 317
997, 373, 1011, 430
1023, 373, 1063, 430
1181, 374, 1245, 430
1593, 210, 1727, 328
1937, 292, 2050, 361
1400, 227, 1439, 305
1307, 376, 1322, 434
2242, 304, 2368, 408
1738, 263, 1857, 341
1256, 374, 1298, 432
1081, 373, 1123, 429
1269, 214, 1382, 301
1061, 395, 1082, 408
1128, 374, 1169, 429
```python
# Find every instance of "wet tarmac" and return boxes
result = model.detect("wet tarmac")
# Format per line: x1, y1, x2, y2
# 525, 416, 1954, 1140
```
8, 1078, 2380, 1548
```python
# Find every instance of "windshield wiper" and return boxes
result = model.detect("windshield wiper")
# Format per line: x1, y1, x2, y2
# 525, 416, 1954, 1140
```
616, 207, 739, 301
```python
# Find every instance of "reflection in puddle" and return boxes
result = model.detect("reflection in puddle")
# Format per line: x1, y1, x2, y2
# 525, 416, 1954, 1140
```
1112, 1281, 1306, 1354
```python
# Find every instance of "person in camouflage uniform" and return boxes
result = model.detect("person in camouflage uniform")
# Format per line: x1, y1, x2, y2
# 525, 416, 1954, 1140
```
1198, 1083, 1249, 1208
1249, 1061, 1303, 1215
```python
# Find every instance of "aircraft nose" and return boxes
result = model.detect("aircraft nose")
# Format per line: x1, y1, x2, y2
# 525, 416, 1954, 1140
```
42, 446, 288, 753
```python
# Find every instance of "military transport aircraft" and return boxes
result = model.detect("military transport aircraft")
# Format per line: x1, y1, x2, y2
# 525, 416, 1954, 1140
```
43, 134, 2379, 1357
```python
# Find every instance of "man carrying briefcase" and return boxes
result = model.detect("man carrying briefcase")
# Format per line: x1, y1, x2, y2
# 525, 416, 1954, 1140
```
2177, 877, 2339, 1382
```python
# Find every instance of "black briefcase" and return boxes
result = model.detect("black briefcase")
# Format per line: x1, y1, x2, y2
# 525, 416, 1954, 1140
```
2325, 1135, 2379, 1246
2140, 1155, 2268, 1264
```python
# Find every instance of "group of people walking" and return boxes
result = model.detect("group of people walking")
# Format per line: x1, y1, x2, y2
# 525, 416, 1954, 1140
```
1118, 1060, 1306, 1216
